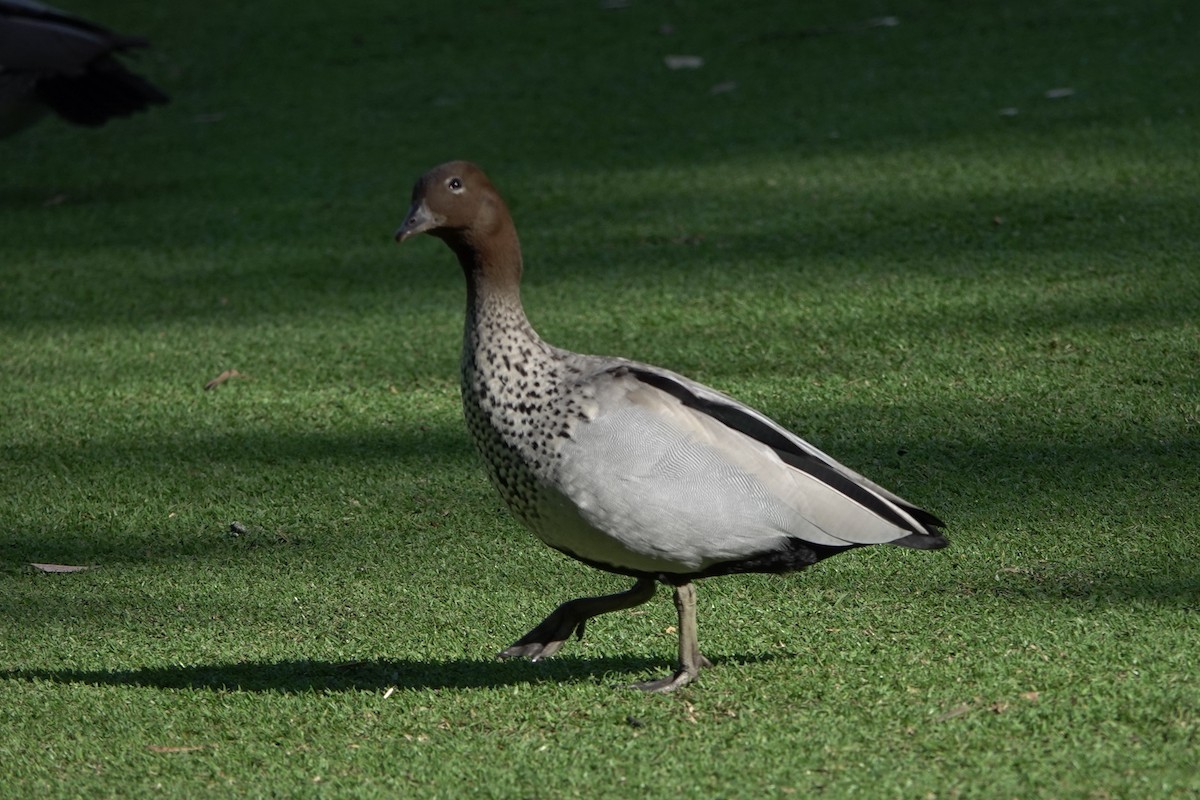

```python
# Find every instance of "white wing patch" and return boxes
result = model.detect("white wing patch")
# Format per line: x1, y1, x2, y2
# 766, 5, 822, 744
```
543, 371, 916, 573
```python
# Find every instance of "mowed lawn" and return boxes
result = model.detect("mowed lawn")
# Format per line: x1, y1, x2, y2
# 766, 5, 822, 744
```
2, 0, 1197, 796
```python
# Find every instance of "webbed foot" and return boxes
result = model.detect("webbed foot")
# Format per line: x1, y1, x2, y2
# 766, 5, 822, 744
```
498, 577, 656, 661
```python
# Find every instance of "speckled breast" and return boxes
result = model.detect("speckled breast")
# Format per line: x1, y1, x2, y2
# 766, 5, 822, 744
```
459, 342, 576, 535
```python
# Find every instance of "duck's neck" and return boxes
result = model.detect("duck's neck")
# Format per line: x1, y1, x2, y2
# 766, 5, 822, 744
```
460, 249, 522, 315
448, 224, 547, 365
440, 210, 521, 306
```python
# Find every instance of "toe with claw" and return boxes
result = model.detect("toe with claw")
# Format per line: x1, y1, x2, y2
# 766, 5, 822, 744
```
497, 578, 656, 662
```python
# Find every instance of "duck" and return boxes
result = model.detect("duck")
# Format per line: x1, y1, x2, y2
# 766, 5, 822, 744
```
0, 0, 168, 138
394, 161, 947, 691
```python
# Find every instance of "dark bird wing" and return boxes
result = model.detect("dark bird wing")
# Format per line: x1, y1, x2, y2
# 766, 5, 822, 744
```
0, 0, 168, 133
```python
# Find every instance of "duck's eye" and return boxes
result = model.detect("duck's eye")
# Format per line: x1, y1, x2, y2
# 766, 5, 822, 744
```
447, 178, 464, 193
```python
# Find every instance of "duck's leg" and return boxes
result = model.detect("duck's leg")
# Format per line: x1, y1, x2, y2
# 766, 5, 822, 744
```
634, 581, 712, 693
498, 577, 656, 661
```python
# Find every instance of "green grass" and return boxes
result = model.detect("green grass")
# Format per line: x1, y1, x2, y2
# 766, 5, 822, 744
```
2, 0, 1198, 796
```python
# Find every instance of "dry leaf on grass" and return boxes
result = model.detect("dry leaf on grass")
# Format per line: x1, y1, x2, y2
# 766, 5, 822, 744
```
936, 691, 1039, 723
664, 55, 704, 70
1044, 87, 1075, 99
934, 703, 972, 722
30, 563, 90, 573
204, 369, 244, 390
147, 744, 214, 754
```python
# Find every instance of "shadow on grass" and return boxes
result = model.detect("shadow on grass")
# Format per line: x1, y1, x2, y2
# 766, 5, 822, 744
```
974, 567, 1200, 607
0, 652, 781, 694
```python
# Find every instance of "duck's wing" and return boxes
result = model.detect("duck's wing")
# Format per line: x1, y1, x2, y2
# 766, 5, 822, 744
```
0, 0, 142, 72
555, 360, 945, 569
623, 364, 945, 534
0, 0, 167, 131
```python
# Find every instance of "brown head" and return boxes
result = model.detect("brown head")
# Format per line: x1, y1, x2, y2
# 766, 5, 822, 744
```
394, 161, 522, 286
